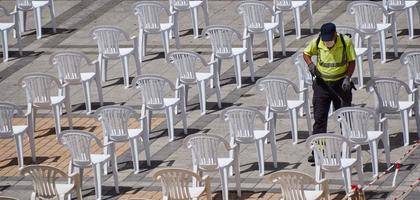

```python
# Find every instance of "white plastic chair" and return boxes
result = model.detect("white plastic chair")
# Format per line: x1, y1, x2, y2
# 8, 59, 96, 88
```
273, 0, 314, 39
269, 170, 330, 200
16, 0, 56, 40
58, 130, 119, 200
306, 134, 364, 196
383, 0, 418, 39
0, 6, 22, 63
134, 1, 180, 62
132, 75, 188, 142
184, 134, 241, 200
96, 105, 151, 174
18, 73, 73, 138
336, 26, 374, 89
237, 1, 286, 63
347, 1, 398, 64
153, 168, 212, 200
167, 50, 222, 115
20, 165, 82, 200
256, 77, 312, 144
335, 107, 391, 177
401, 51, 420, 116
203, 25, 255, 89
169, 0, 209, 38
0, 102, 36, 169
50, 51, 104, 114
221, 106, 278, 176
90, 26, 141, 88
366, 77, 420, 146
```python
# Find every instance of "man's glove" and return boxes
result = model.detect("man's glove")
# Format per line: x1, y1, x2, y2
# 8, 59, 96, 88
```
342, 76, 352, 91
308, 63, 316, 77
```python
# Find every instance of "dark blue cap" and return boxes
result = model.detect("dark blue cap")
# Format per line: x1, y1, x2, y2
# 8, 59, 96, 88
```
320, 23, 336, 41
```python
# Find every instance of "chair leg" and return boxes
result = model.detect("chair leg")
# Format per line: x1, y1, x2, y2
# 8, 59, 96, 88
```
129, 138, 140, 174
219, 167, 229, 200
26, 126, 36, 162
197, 81, 206, 115
367, 37, 374, 78
142, 134, 151, 166
391, 16, 398, 57
269, 132, 278, 168
49, 2, 56, 33
111, 153, 120, 193
121, 56, 130, 88
233, 55, 242, 89
379, 30, 387, 63
101, 58, 108, 82
180, 101, 188, 135
277, 12, 286, 57
233, 160, 241, 197
14, 135, 24, 169
92, 164, 101, 200
165, 106, 175, 141
304, 103, 312, 135
255, 139, 265, 176
369, 141, 379, 177
82, 81, 92, 114
162, 31, 170, 60
64, 96, 73, 129
214, 78, 222, 109
288, 109, 298, 144
34, 7, 42, 40
355, 145, 363, 174
52, 105, 62, 138
265, 30, 274, 63
407, 8, 414, 39
400, 109, 410, 146
191, 8, 199, 39
95, 75, 104, 106
293, 7, 301, 39
356, 55, 364, 89
202, 3, 209, 26
1, 30, 8, 62
342, 167, 352, 195
307, 1, 314, 34
383, 135, 391, 168
245, 40, 255, 83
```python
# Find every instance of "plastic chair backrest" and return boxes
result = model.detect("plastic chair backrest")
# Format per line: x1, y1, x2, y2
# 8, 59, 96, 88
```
170, 0, 191, 10
0, 103, 22, 138
16, 0, 35, 10
203, 25, 242, 58
366, 78, 410, 113
59, 130, 102, 167
385, 0, 406, 10
257, 77, 299, 112
167, 50, 208, 84
222, 107, 265, 143
347, 2, 386, 34
306, 134, 350, 171
134, 2, 170, 33
269, 170, 319, 200
153, 168, 202, 199
90, 26, 130, 58
237, 1, 274, 32
96, 105, 138, 141
401, 51, 420, 82
132, 75, 176, 110
19, 74, 61, 106
335, 25, 365, 49
20, 165, 69, 199
273, 0, 293, 10
292, 52, 313, 86
184, 134, 230, 171
50, 51, 92, 82
335, 107, 378, 144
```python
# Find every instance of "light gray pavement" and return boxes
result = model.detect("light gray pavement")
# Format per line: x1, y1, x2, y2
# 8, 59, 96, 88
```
1, 0, 420, 199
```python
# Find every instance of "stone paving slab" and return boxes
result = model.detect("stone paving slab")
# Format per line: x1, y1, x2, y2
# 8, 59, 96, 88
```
0, 0, 420, 199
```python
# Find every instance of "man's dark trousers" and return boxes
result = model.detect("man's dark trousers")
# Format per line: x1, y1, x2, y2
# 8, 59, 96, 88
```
312, 77, 352, 134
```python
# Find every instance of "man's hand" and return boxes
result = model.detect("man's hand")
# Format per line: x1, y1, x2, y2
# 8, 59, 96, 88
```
308, 63, 316, 77
342, 76, 351, 91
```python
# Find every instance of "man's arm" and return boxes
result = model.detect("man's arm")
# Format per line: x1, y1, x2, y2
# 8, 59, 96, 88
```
346, 61, 355, 78
303, 53, 313, 65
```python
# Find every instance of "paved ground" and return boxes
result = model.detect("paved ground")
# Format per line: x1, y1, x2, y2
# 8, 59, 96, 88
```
0, 0, 420, 199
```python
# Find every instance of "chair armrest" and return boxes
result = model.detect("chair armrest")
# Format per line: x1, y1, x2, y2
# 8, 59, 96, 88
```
298, 87, 308, 94
242, 34, 251, 41
207, 59, 218, 66
274, 10, 281, 15
411, 88, 418, 94
91, 59, 99, 65
227, 143, 238, 151
385, 11, 395, 16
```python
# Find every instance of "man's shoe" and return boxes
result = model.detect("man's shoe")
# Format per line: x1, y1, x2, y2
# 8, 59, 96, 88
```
307, 155, 315, 163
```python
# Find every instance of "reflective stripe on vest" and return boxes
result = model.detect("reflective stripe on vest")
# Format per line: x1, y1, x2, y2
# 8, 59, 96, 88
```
316, 34, 347, 68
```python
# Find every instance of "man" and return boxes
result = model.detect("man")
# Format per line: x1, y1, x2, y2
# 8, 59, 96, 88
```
303, 22, 356, 163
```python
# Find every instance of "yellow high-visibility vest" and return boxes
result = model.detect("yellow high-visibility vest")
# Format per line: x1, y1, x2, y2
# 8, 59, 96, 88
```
304, 33, 356, 81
